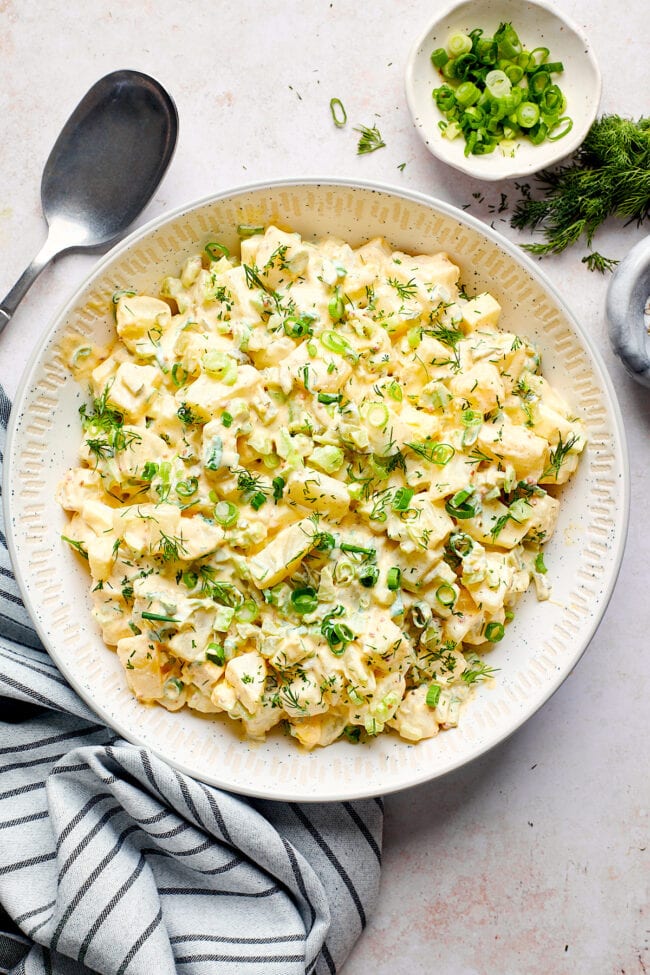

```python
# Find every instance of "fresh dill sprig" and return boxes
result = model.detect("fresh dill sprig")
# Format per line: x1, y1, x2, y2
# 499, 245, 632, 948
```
511, 115, 650, 269
355, 124, 386, 155
581, 252, 619, 274
387, 277, 418, 301
426, 322, 464, 347
542, 433, 580, 481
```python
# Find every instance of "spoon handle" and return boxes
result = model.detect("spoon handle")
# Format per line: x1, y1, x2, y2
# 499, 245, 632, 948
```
0, 234, 61, 335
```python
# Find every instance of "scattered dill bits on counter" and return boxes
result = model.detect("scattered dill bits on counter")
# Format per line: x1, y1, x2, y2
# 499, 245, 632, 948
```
511, 114, 650, 270
355, 123, 386, 155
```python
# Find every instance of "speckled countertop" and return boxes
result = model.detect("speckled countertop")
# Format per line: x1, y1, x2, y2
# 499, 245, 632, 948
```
0, 2, 648, 972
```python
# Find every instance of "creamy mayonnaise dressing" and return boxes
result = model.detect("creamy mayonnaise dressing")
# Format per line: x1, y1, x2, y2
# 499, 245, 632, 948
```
58, 226, 585, 748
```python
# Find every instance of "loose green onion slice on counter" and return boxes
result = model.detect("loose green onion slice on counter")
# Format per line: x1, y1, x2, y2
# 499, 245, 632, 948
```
330, 97, 347, 128
291, 587, 319, 615
431, 21, 571, 156
485, 621, 505, 642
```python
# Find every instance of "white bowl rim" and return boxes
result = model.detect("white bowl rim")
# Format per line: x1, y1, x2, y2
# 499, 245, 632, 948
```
404, 0, 603, 181
4, 176, 630, 800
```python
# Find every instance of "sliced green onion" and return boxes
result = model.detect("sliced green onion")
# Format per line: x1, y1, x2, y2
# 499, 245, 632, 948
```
407, 325, 422, 349
237, 224, 264, 238
392, 486, 414, 511
222, 411, 233, 428
206, 642, 226, 666
284, 316, 314, 338
426, 684, 442, 708
340, 542, 376, 557
202, 350, 237, 385
387, 380, 403, 402
317, 392, 342, 405
547, 116, 573, 142
163, 677, 184, 700
171, 363, 189, 387
175, 477, 198, 498
235, 598, 259, 623
435, 583, 456, 607
205, 241, 230, 260
485, 69, 512, 99
534, 552, 547, 574
485, 621, 505, 642
431, 47, 449, 69
445, 487, 479, 520
407, 441, 455, 465
358, 564, 380, 588
328, 288, 345, 321
214, 500, 239, 528
411, 601, 432, 628
330, 97, 347, 128
449, 531, 473, 557
517, 101, 540, 129
291, 587, 319, 615
320, 330, 357, 359
386, 567, 401, 591
112, 288, 137, 305
141, 461, 158, 481
448, 31, 472, 57
363, 401, 389, 429
250, 491, 266, 511
310, 444, 344, 474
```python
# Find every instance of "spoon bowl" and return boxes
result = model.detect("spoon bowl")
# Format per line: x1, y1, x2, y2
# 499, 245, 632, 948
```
0, 69, 177, 333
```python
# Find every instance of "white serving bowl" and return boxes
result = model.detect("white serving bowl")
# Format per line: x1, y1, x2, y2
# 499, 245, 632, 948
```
405, 0, 601, 181
4, 179, 627, 801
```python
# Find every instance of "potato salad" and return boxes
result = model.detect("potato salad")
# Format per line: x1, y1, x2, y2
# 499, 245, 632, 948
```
58, 226, 585, 748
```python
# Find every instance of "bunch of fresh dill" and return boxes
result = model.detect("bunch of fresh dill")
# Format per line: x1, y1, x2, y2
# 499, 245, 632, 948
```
511, 114, 650, 271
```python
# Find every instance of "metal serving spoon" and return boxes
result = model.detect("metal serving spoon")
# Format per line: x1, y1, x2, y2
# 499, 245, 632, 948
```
606, 235, 650, 387
0, 69, 178, 335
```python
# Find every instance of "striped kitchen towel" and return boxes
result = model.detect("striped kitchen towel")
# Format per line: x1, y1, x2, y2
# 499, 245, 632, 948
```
0, 386, 382, 975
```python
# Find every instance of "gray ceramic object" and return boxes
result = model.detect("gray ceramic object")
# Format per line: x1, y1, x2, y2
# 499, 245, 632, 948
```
606, 235, 650, 387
